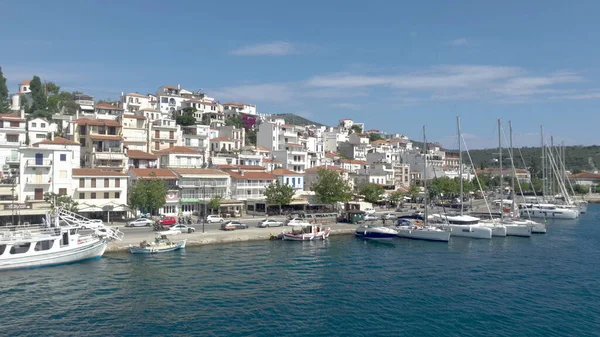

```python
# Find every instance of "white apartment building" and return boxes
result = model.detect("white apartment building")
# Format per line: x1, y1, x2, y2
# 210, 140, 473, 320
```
121, 114, 149, 152
180, 99, 221, 123
73, 169, 128, 221
338, 142, 368, 161
151, 119, 181, 152
18, 145, 77, 202
93, 103, 124, 120
337, 159, 368, 173
238, 146, 270, 166
156, 146, 205, 169
73, 94, 95, 115
228, 171, 276, 201
182, 124, 210, 162
223, 102, 257, 117
27, 118, 54, 144
138, 108, 164, 121
120, 92, 157, 112
172, 168, 231, 216
218, 126, 245, 150
274, 143, 307, 173
0, 113, 27, 177
128, 168, 179, 216
72, 118, 126, 171
156, 85, 186, 117
271, 168, 304, 191
210, 137, 236, 154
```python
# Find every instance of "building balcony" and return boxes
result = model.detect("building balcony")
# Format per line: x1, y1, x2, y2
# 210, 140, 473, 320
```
26, 177, 51, 185
124, 137, 148, 143
26, 159, 52, 168
6, 155, 20, 164
235, 183, 270, 188
76, 186, 123, 192
178, 181, 229, 188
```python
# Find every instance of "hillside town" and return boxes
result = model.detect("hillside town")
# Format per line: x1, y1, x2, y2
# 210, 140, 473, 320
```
0, 78, 597, 224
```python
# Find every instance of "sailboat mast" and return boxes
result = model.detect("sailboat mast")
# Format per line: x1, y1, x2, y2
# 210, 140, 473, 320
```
457, 116, 463, 216
498, 119, 503, 219
423, 126, 428, 224
541, 125, 546, 200
509, 121, 516, 214
550, 136, 555, 195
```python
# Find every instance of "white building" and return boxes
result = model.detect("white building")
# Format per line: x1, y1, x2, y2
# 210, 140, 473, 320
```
27, 118, 54, 144
120, 92, 157, 112
0, 113, 27, 177
10, 80, 32, 111
121, 114, 149, 152
271, 168, 304, 191
156, 85, 185, 117
181, 124, 210, 163
72, 169, 129, 221
151, 119, 181, 152
74, 94, 95, 115
171, 168, 231, 216
228, 171, 276, 201
126, 149, 158, 169
156, 146, 205, 169
223, 102, 257, 117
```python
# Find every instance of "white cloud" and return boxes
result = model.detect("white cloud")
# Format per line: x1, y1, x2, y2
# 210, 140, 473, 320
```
229, 42, 296, 56
447, 38, 469, 46
550, 91, 600, 100
492, 72, 582, 96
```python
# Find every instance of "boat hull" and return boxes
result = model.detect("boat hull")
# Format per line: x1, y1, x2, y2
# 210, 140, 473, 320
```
282, 233, 315, 241
395, 226, 450, 242
355, 227, 397, 240
504, 224, 532, 237
129, 240, 186, 254
449, 225, 492, 239
0, 239, 108, 271
520, 209, 578, 220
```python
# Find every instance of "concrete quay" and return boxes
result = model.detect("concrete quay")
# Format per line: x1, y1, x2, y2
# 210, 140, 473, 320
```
105, 222, 358, 253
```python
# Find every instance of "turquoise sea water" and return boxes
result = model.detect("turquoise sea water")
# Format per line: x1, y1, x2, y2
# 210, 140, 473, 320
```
2, 205, 600, 337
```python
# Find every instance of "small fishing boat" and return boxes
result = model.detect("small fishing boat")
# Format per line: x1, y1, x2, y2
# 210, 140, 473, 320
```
282, 223, 330, 241
355, 225, 398, 240
129, 235, 186, 254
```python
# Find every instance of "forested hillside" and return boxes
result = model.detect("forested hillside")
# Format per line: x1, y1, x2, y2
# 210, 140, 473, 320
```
465, 146, 600, 177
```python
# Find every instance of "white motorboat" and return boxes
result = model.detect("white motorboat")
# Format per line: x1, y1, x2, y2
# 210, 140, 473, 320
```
0, 208, 123, 271
435, 215, 493, 239
354, 225, 398, 240
282, 223, 330, 241
519, 203, 578, 219
395, 219, 450, 242
129, 235, 186, 254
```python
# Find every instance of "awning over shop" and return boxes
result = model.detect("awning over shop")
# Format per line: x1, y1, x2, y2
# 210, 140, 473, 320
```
80, 105, 94, 111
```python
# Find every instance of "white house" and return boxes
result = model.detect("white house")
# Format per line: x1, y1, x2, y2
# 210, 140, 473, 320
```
10, 80, 32, 111
126, 149, 158, 169
156, 84, 186, 117
228, 171, 276, 201
171, 168, 231, 216
72, 168, 129, 221
155, 146, 205, 169
271, 168, 304, 191
120, 92, 157, 112
223, 102, 257, 117
151, 118, 181, 152
0, 113, 27, 177
121, 114, 149, 152
27, 118, 55, 144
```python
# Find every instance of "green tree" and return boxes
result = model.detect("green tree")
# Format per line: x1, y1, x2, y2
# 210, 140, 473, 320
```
128, 175, 168, 215
43, 192, 78, 212
0, 66, 9, 113
263, 180, 295, 214
573, 184, 588, 195
246, 129, 257, 145
369, 133, 384, 142
311, 169, 353, 206
350, 124, 362, 134
407, 184, 420, 201
208, 195, 222, 214
28, 76, 47, 114
176, 107, 197, 126
225, 115, 244, 128
388, 190, 404, 206
359, 183, 385, 204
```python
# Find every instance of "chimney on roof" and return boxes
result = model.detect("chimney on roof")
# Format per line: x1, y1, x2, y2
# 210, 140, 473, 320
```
177, 83, 181, 90
76, 109, 80, 119
51, 132, 54, 141
20, 108, 24, 120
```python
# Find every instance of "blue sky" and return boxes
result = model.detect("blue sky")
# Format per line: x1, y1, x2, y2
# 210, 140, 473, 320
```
2, 0, 600, 149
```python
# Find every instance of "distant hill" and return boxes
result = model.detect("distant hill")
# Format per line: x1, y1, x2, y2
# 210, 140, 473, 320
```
465, 145, 600, 175
272, 113, 325, 127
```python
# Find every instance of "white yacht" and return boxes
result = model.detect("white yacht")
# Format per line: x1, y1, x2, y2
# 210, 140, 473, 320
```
0, 208, 123, 271
395, 219, 450, 242
434, 214, 493, 239
519, 203, 578, 219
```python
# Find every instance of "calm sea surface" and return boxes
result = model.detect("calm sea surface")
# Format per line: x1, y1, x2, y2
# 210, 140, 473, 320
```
2, 205, 600, 337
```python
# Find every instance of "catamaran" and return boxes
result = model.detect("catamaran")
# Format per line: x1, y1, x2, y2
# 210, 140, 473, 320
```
0, 208, 123, 271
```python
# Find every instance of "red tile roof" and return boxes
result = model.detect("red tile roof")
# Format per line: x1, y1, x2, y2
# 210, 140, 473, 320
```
271, 168, 302, 176
126, 150, 157, 160
129, 168, 176, 179
341, 159, 368, 165
569, 172, 600, 179
305, 165, 345, 172
255, 146, 270, 152
325, 152, 339, 158
211, 137, 234, 142
154, 146, 201, 154
262, 159, 280, 163
370, 140, 389, 145
73, 118, 121, 127
228, 171, 277, 180
19, 80, 31, 85
217, 165, 266, 171
95, 103, 123, 110
0, 113, 25, 122
73, 169, 127, 176
38, 137, 79, 146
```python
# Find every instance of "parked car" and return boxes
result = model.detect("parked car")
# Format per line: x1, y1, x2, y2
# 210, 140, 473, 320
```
258, 219, 284, 228
285, 218, 303, 226
364, 214, 379, 221
126, 218, 154, 227
170, 224, 196, 234
206, 215, 224, 223
220, 221, 248, 230
160, 216, 177, 226
380, 213, 397, 220
363, 208, 376, 215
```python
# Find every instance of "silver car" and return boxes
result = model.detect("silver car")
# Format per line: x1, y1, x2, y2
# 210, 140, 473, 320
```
258, 219, 283, 228
126, 218, 154, 227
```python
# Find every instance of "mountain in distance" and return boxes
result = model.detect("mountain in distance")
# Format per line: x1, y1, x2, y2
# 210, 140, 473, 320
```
465, 145, 600, 173
272, 113, 325, 127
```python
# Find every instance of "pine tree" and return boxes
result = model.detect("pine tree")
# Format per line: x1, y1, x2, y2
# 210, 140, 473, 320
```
28, 76, 47, 114
0, 66, 9, 113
